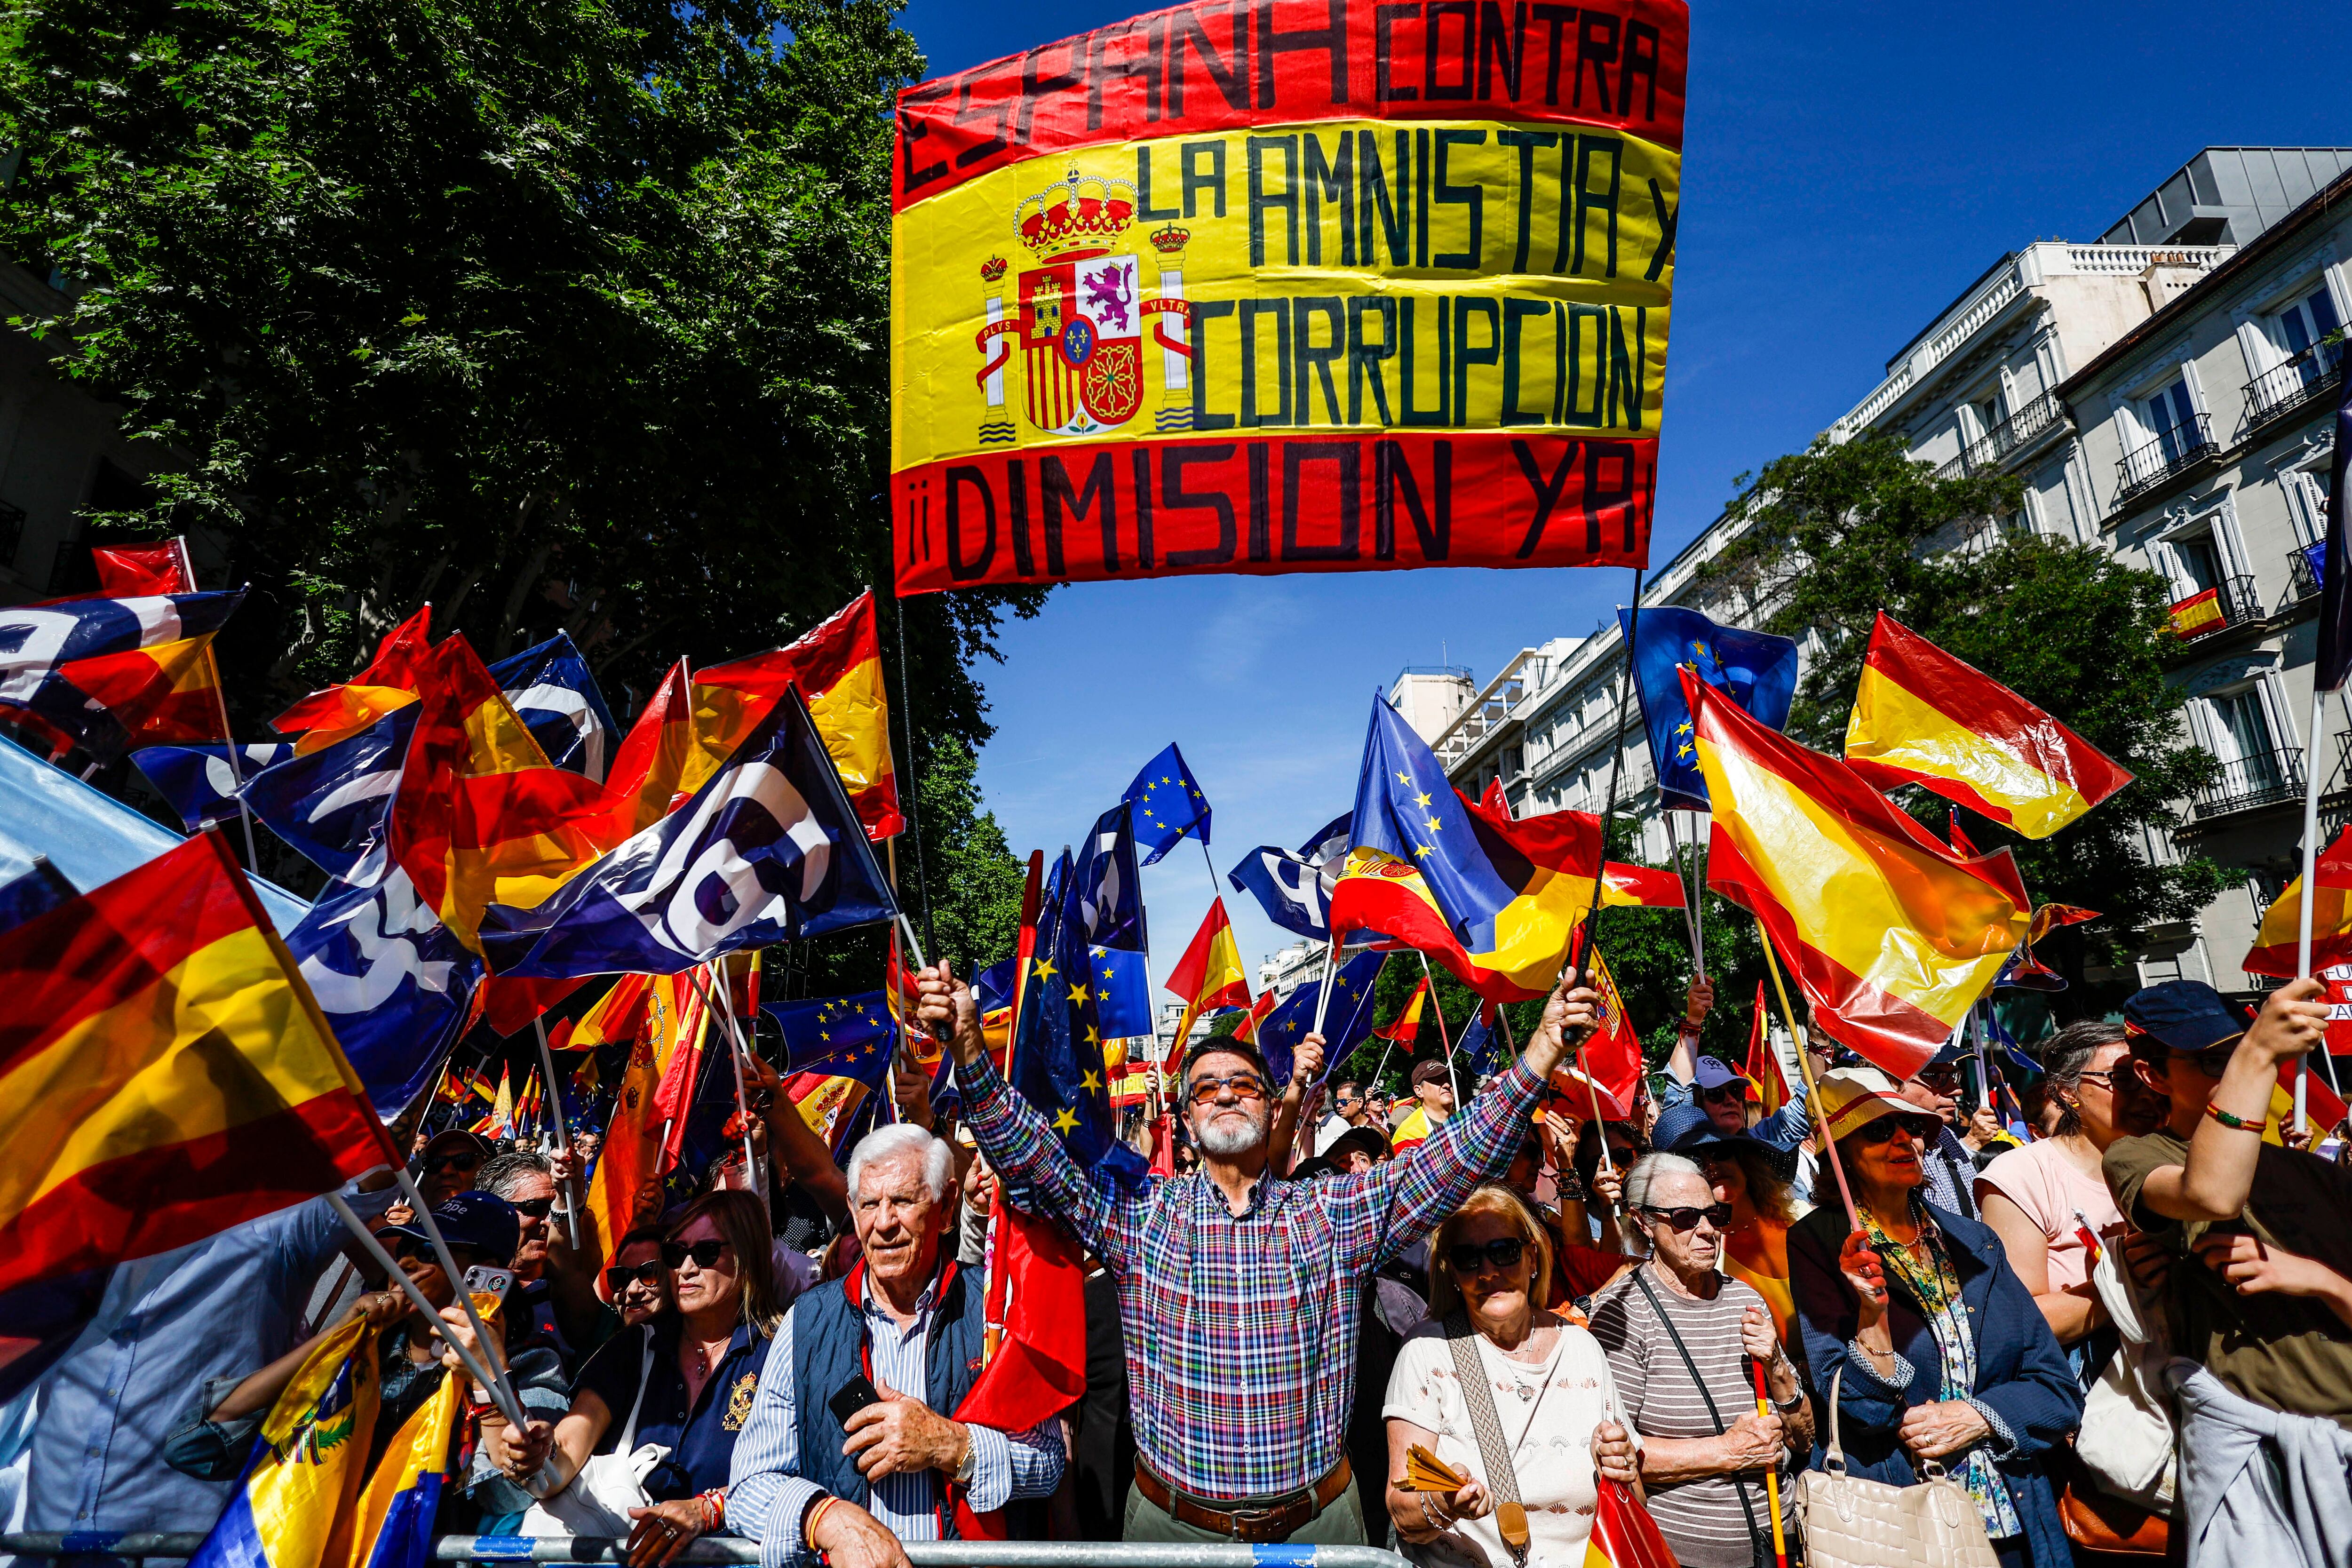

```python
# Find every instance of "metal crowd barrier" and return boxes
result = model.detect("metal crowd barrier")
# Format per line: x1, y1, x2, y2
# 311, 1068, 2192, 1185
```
0, 1537, 1408, 1568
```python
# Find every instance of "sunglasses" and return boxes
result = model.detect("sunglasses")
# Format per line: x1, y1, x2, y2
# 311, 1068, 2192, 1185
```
605, 1260, 666, 1295
394, 1236, 486, 1269
422, 1151, 483, 1174
1912, 1068, 1963, 1091
661, 1238, 732, 1270
1697, 1083, 1745, 1103
509, 1197, 555, 1220
1639, 1203, 1734, 1232
1854, 1114, 1943, 1146
2185, 1040, 2239, 1078
1445, 1237, 1527, 1274
1187, 1073, 1267, 1106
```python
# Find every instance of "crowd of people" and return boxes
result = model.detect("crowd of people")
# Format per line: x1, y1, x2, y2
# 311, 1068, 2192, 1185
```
7, 963, 2350, 1568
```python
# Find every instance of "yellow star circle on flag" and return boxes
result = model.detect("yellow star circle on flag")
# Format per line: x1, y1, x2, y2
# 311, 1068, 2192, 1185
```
1053, 1106, 1081, 1134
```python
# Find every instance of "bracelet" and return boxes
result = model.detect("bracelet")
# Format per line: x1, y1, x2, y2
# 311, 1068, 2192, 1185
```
803, 1496, 838, 1548
2205, 1102, 2260, 1132
1419, 1495, 1443, 1531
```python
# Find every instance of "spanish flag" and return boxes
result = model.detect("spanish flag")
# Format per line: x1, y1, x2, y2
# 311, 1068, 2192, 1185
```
1376, 976, 1429, 1042
1584, 1477, 1679, 1568
2168, 587, 2224, 639
1163, 898, 1251, 1065
684, 591, 903, 841
55, 633, 228, 747
273, 604, 433, 756
603, 657, 697, 839
1742, 979, 1787, 1115
1692, 669, 2031, 1080
1844, 613, 2133, 839
1555, 928, 1643, 1120
2244, 822, 2352, 978
578, 975, 672, 1267
0, 832, 390, 1297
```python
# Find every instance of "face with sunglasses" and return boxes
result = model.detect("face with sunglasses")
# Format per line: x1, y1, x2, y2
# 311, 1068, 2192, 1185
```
1844, 1110, 1941, 1192
1441, 1210, 1537, 1329
1900, 1065, 1964, 1126
1636, 1169, 1728, 1276
415, 1140, 488, 1207
604, 1240, 671, 1326
662, 1217, 740, 1318
1184, 1050, 1273, 1157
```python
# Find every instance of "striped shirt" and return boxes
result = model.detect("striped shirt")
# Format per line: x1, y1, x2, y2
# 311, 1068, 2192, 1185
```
726, 1271, 1065, 1568
1586, 1267, 1779, 1568
961, 1048, 1543, 1500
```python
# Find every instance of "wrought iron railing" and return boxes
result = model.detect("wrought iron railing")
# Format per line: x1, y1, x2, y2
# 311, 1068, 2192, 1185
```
2243, 337, 2344, 430
2288, 542, 2326, 603
1934, 391, 2069, 481
2168, 573, 2262, 639
2114, 412, 2217, 507
2191, 747, 2304, 820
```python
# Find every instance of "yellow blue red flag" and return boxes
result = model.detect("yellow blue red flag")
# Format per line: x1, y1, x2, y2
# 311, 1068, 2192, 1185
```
188, 1313, 381, 1568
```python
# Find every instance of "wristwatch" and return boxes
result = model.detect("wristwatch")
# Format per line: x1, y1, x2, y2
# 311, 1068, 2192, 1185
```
953, 1426, 977, 1484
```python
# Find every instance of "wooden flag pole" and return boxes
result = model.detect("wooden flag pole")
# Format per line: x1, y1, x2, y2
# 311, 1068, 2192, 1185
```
2295, 678, 2327, 1132
1758, 923, 1860, 1231
1751, 1359, 1790, 1568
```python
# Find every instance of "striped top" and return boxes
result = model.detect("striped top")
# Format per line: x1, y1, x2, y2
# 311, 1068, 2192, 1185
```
1586, 1268, 1780, 1568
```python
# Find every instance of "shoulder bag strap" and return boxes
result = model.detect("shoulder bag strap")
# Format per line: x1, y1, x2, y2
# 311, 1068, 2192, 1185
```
1629, 1270, 1769, 1568
619, 1323, 657, 1452
1442, 1312, 1532, 1567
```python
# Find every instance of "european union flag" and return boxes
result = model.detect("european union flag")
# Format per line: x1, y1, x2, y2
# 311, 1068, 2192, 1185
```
1619, 606, 1799, 812
1010, 851, 1150, 1192
1349, 697, 1515, 948
1123, 744, 1211, 866
1253, 950, 1387, 1088
1085, 944, 1153, 1037
1069, 801, 1144, 949
763, 989, 900, 1076
1457, 1003, 1507, 1077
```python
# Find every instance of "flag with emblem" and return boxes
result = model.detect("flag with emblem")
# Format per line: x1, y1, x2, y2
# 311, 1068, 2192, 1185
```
1068, 801, 1144, 949
186, 1314, 382, 1568
1254, 949, 1388, 1087
1162, 897, 1251, 1065
1556, 927, 1643, 1119
1123, 743, 1211, 865
764, 990, 900, 1075
1006, 853, 1151, 1189
2244, 822, 2352, 978
1620, 605, 1799, 812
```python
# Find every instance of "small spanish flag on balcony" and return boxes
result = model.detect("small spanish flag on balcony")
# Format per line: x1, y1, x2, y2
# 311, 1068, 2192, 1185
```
1843, 613, 2134, 839
0, 832, 390, 1297
2168, 586, 2225, 639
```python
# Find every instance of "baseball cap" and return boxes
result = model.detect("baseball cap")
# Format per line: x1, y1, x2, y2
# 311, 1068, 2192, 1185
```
1411, 1059, 1452, 1089
1690, 1057, 1745, 1093
2122, 980, 2250, 1055
382, 1190, 521, 1266
1812, 1067, 1914, 1143
417, 1128, 492, 1164
1326, 1126, 1391, 1167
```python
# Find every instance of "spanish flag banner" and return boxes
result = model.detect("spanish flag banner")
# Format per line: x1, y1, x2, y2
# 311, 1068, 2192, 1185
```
579, 975, 678, 1268
1163, 897, 1252, 1064
1691, 669, 2031, 1081
1843, 613, 2133, 839
889, 0, 1687, 596
0, 832, 390, 1297
1554, 926, 1641, 1119
1741, 979, 1786, 1115
603, 658, 698, 839
54, 633, 229, 749
273, 604, 433, 755
2244, 822, 2352, 978
1376, 975, 1429, 1042
2168, 587, 2224, 640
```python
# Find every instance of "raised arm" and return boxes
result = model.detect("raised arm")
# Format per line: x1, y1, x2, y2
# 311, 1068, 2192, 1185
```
2136, 979, 2325, 1224
745, 1047, 850, 1226
917, 960, 1141, 1267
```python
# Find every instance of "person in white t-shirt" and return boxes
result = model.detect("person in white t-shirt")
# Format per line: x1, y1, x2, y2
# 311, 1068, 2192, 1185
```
1383, 1185, 1637, 1568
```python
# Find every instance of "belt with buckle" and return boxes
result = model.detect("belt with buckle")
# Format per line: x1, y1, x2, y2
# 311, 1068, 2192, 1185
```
1135, 1456, 1352, 1543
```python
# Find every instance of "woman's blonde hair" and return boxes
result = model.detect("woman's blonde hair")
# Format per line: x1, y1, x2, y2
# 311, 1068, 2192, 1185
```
667, 1189, 782, 1337
1425, 1184, 1553, 1321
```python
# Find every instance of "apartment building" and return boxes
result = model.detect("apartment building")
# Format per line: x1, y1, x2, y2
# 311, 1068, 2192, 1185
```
1412, 147, 2352, 1001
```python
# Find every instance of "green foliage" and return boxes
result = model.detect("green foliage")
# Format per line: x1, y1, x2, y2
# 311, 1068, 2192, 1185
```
910, 736, 1027, 976
0, 0, 1043, 754
1700, 433, 2225, 1013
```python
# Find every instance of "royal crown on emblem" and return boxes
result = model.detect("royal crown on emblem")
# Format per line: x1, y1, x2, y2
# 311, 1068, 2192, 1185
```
1148, 222, 1191, 254
979, 255, 1009, 283
1016, 168, 1137, 260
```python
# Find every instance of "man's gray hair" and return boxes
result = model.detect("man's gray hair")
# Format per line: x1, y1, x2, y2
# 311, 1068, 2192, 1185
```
847, 1123, 954, 1202
477, 1148, 553, 1200
1622, 1151, 1705, 1214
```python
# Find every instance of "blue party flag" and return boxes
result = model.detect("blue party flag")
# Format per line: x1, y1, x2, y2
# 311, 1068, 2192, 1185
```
1348, 696, 1517, 949
478, 686, 896, 977
240, 708, 416, 879
1252, 949, 1388, 1088
1123, 743, 1211, 866
2319, 363, 2352, 691
1010, 851, 1150, 1191
1228, 844, 1332, 940
763, 990, 901, 1075
1617, 605, 1798, 812
130, 743, 294, 834
493, 632, 619, 783
1069, 800, 1145, 949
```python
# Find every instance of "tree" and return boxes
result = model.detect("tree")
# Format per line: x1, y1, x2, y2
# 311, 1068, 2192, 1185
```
1700, 433, 2225, 1014
0, 0, 1044, 757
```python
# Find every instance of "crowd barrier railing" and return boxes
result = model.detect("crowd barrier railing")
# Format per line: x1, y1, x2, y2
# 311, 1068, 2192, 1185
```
0, 1536, 1410, 1568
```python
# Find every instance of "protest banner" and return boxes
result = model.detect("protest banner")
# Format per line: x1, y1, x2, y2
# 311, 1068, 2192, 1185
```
890, 0, 1688, 594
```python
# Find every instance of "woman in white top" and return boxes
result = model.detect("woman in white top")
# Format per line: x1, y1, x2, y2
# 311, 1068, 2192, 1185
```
1384, 1184, 1637, 1568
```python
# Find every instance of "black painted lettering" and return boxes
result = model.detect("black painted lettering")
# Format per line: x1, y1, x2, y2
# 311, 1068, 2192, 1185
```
1129, 449, 1157, 567
1294, 296, 1347, 424
1303, 130, 1356, 264
1530, 2, 1574, 105
1190, 300, 1238, 430
1510, 438, 1577, 558
1584, 439, 1635, 551
1181, 140, 1229, 217
946, 466, 998, 580
1238, 298, 1294, 426
1453, 295, 1500, 422
1015, 43, 1087, 148
1376, 439, 1452, 558
1498, 129, 1558, 273
1399, 294, 1448, 426
1164, 445, 1240, 567
1501, 297, 1551, 425
1168, 2, 1252, 116
1007, 459, 1036, 576
1620, 19, 1660, 118
1374, 2, 1420, 101
1573, 135, 1621, 277
1432, 128, 1486, 269
1137, 144, 1181, 221
1573, 10, 1617, 113
1041, 452, 1116, 569
1645, 175, 1677, 282
1424, 0, 1474, 100
898, 87, 952, 193
1255, 0, 1349, 109
1476, 1, 1526, 97
1247, 442, 1272, 559
1282, 442, 1363, 560
1247, 135, 1302, 265
1348, 296, 1398, 424
1414, 127, 1432, 267
1360, 129, 1413, 264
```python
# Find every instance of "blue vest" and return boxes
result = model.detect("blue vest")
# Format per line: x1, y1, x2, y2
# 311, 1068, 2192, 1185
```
789, 1261, 988, 1531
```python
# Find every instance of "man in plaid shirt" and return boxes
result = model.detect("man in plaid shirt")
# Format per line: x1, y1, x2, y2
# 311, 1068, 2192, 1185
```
916, 961, 1598, 1544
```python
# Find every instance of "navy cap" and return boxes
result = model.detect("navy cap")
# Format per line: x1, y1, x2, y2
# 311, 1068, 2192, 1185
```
2123, 980, 2249, 1055
383, 1190, 520, 1266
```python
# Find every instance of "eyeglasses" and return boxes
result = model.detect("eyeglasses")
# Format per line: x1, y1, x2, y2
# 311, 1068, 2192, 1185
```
2074, 1069, 2118, 1089
1912, 1067, 1963, 1091
394, 1236, 487, 1269
1639, 1203, 1734, 1232
1697, 1083, 1745, 1104
1854, 1114, 1943, 1146
1445, 1237, 1527, 1274
422, 1152, 483, 1174
509, 1197, 555, 1220
605, 1260, 666, 1295
2187, 1041, 2238, 1079
1187, 1073, 1267, 1106
661, 1238, 732, 1270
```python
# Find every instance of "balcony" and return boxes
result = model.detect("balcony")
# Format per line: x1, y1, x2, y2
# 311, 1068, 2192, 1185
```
2167, 573, 2262, 641
2288, 541, 2326, 604
2191, 747, 2304, 821
2114, 412, 2217, 508
2243, 337, 2344, 433
1934, 391, 2070, 481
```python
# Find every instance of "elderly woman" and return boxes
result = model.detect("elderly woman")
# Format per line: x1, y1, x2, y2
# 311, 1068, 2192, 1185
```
1789, 1071, 2084, 1568
1383, 1185, 1637, 1568
1587, 1154, 1810, 1568
490, 1192, 781, 1565
1656, 1104, 1805, 1347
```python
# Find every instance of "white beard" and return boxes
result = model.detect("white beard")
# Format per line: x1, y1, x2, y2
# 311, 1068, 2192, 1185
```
1192, 1102, 1269, 1158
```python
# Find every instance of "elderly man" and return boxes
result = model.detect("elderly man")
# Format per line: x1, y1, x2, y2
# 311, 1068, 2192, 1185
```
729, 1124, 1065, 1568
916, 959, 1598, 1544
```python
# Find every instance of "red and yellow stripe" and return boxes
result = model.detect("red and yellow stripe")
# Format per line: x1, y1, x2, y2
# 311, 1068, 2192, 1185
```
1693, 669, 2029, 1080
57, 632, 228, 745
2244, 822, 2352, 978
273, 605, 433, 755
1843, 613, 2133, 840
0, 833, 388, 1295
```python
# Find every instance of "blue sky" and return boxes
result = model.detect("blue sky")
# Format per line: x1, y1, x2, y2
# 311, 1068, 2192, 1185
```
898, 0, 2352, 991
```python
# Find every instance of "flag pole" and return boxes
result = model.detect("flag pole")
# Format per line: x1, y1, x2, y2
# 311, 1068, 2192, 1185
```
389, 1165, 536, 1429
1751, 1359, 1790, 1568
1662, 810, 1702, 976
174, 536, 262, 868
1418, 950, 1461, 1107
1758, 922, 1860, 1231
2296, 677, 2328, 1133
326, 1191, 530, 1433
1309, 933, 1341, 1041
531, 1016, 582, 1252
1565, 569, 1647, 1003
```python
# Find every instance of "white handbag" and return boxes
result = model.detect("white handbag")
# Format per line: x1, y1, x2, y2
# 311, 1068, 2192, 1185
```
521, 1327, 671, 1538
2072, 1236, 2177, 1510
1792, 1368, 2000, 1568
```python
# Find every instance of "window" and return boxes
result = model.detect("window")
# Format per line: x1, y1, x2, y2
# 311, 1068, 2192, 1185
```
2274, 281, 2343, 378
2171, 530, 2227, 594
2205, 687, 2284, 790
2143, 376, 2201, 464
1971, 389, 2004, 442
